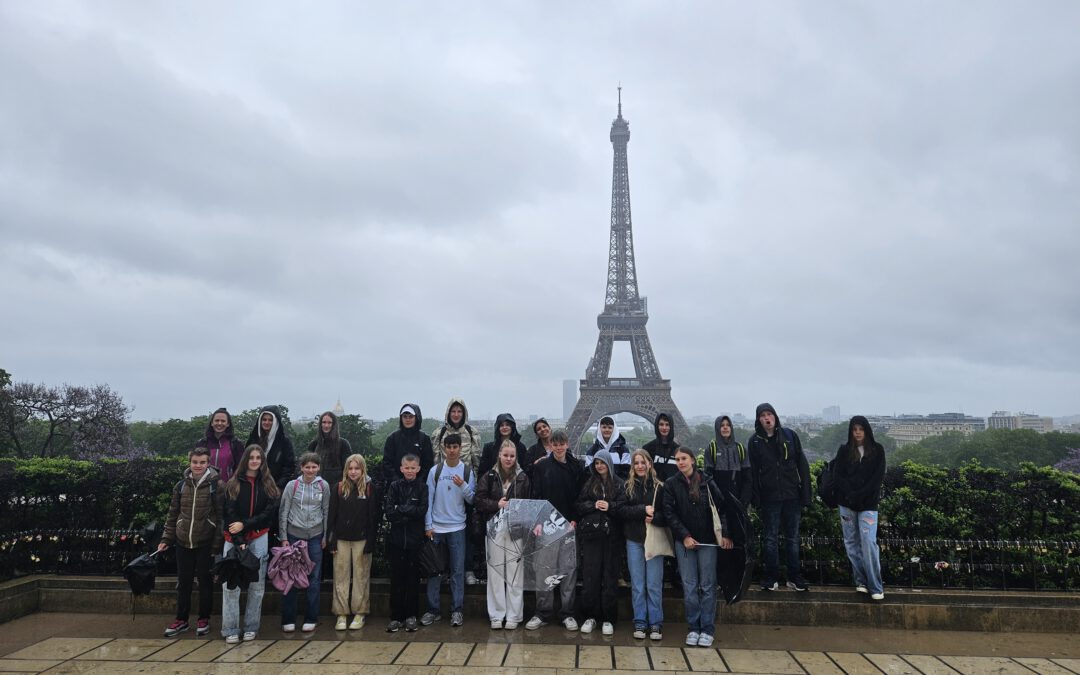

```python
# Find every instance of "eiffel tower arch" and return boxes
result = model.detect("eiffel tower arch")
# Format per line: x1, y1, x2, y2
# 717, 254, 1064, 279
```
565, 90, 689, 449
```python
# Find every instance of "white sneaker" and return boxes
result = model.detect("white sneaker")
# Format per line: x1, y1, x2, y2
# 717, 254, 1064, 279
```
633, 627, 646, 639
335, 616, 347, 631
601, 622, 614, 636
697, 633, 714, 648
301, 623, 316, 632
686, 631, 700, 646
871, 592, 885, 601
504, 621, 519, 630
348, 615, 364, 630
282, 624, 295, 633
562, 617, 579, 631
525, 616, 547, 630
490, 619, 503, 629
649, 627, 663, 641
465, 571, 479, 585
225, 634, 240, 645
855, 585, 869, 594
580, 618, 596, 634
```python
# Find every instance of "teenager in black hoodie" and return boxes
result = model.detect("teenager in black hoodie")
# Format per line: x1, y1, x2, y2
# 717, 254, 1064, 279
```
308, 411, 352, 488
478, 413, 527, 477
642, 413, 678, 482
379, 404, 434, 486
833, 415, 886, 600
747, 403, 811, 592
246, 405, 296, 490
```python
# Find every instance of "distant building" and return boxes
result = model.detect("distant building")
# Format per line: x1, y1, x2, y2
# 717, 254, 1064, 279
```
332, 398, 345, 416
563, 379, 577, 420
987, 411, 1054, 433
882, 413, 986, 447
822, 406, 842, 424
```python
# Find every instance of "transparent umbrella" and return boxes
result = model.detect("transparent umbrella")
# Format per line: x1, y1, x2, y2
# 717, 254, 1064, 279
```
485, 499, 577, 592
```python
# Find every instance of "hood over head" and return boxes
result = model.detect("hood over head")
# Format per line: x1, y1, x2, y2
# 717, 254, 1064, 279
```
443, 397, 469, 429
398, 403, 423, 432
595, 420, 622, 452
249, 405, 286, 454
847, 415, 881, 450
714, 415, 736, 446
754, 402, 781, 436
653, 412, 675, 446
494, 413, 521, 443
591, 449, 615, 477
204, 408, 236, 442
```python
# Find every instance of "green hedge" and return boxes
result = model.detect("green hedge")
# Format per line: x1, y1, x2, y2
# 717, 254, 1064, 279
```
2, 456, 1078, 587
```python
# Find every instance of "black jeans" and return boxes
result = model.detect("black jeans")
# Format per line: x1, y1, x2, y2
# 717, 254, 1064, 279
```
388, 545, 420, 621
579, 536, 619, 623
175, 544, 213, 621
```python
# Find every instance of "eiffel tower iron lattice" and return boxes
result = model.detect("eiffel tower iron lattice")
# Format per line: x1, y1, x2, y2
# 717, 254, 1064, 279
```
565, 90, 689, 449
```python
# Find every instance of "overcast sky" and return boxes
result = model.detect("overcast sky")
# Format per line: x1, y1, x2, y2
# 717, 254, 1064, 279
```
2, 2, 1079, 424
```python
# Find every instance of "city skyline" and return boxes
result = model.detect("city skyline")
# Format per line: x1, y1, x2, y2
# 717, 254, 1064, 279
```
3, 4, 1079, 422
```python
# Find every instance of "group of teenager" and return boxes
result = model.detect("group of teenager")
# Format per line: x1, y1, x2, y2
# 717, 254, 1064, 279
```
155, 399, 886, 648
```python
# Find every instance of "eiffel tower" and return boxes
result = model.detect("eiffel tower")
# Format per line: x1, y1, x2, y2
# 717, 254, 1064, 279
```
565, 90, 689, 448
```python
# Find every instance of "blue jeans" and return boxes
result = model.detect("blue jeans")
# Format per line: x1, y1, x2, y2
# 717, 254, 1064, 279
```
840, 506, 882, 594
674, 542, 717, 635
760, 499, 802, 581
626, 540, 664, 629
281, 534, 323, 626
221, 533, 268, 637
426, 528, 466, 614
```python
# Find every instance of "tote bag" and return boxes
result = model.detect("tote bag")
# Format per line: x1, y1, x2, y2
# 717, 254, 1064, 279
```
643, 484, 674, 560
706, 485, 725, 545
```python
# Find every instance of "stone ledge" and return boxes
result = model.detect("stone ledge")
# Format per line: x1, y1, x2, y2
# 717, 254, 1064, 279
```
4, 575, 1077, 633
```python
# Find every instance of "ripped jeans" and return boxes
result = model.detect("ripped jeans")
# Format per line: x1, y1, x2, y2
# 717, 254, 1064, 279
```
839, 506, 882, 595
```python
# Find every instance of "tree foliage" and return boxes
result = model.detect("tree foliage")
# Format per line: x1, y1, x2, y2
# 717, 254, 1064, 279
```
893, 429, 1079, 470
0, 378, 131, 459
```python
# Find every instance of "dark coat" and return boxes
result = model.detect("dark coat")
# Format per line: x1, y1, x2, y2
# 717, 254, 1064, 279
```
833, 417, 886, 511
662, 470, 729, 545
380, 403, 435, 485
576, 475, 627, 539
326, 478, 380, 547
223, 473, 279, 543
479, 413, 528, 477
747, 405, 811, 506
383, 477, 428, 551
245, 405, 296, 489
530, 453, 586, 522
474, 467, 531, 523
615, 477, 667, 544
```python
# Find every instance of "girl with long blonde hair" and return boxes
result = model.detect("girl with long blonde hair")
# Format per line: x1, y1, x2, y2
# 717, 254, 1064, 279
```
326, 454, 378, 630
616, 449, 667, 640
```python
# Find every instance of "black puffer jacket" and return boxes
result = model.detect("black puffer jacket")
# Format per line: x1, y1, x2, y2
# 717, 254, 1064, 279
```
662, 470, 729, 546
383, 477, 428, 551
615, 476, 667, 543
380, 403, 435, 485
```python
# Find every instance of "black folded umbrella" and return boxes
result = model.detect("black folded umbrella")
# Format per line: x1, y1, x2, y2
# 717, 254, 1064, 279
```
717, 493, 755, 605
212, 545, 262, 590
123, 550, 160, 596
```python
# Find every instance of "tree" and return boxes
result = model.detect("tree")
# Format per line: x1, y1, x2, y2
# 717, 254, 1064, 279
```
1, 380, 131, 458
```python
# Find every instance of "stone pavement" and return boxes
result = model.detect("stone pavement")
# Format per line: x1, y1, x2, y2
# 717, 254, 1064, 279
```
0, 613, 1077, 674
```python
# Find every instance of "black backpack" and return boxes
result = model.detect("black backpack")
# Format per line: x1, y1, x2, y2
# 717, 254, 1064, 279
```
816, 459, 839, 508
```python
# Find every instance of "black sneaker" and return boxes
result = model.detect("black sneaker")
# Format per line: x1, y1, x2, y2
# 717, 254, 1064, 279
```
386, 620, 403, 633
787, 577, 810, 592
405, 616, 419, 632
760, 580, 778, 591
